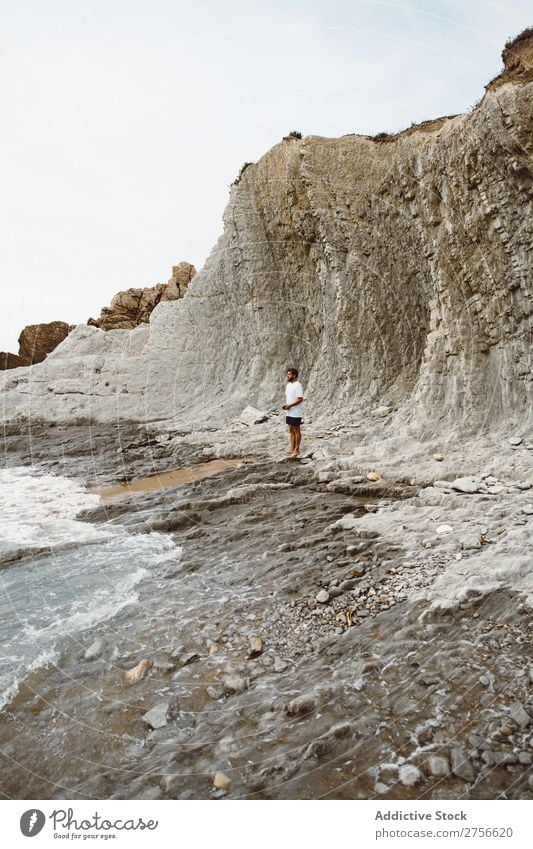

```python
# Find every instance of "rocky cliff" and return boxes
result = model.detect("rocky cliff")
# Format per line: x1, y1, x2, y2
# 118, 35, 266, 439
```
87, 262, 196, 330
1, 32, 531, 428
1, 321, 71, 371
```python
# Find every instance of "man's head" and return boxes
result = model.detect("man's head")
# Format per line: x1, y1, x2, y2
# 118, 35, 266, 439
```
287, 368, 298, 382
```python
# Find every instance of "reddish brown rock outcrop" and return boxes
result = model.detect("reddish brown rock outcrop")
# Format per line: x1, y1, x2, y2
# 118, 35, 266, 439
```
88, 262, 196, 331
17, 321, 70, 365
0, 352, 30, 370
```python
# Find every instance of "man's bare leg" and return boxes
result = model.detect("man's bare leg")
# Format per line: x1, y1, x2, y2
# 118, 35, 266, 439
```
288, 425, 296, 454
292, 425, 301, 456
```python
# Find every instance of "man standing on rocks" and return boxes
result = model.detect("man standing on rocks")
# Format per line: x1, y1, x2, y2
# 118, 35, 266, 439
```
283, 368, 304, 457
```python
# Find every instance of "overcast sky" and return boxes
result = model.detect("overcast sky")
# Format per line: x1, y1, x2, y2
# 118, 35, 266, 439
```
0, 0, 530, 351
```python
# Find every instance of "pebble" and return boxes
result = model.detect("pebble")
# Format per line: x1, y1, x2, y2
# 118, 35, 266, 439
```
367, 472, 381, 482
451, 478, 481, 494
428, 756, 450, 777
316, 590, 330, 604
142, 703, 169, 730
124, 659, 153, 687
479, 672, 495, 689
450, 748, 475, 782
285, 694, 317, 716
85, 639, 104, 661
433, 453, 444, 462
509, 701, 531, 729
522, 505, 533, 515
436, 524, 453, 534
248, 636, 263, 658
374, 782, 389, 794
213, 772, 232, 791
509, 437, 523, 446
223, 675, 248, 695
399, 764, 421, 786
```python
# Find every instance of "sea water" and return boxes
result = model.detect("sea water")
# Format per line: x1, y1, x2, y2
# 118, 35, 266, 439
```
0, 467, 180, 708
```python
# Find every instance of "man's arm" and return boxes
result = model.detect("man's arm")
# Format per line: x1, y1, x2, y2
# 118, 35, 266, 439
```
282, 396, 304, 410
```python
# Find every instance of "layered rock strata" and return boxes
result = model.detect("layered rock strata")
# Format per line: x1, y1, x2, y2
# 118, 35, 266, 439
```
1, 34, 531, 427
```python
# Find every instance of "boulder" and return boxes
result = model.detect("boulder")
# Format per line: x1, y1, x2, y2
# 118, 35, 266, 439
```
17, 321, 70, 364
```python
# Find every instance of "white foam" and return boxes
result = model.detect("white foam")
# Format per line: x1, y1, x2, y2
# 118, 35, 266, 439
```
0, 467, 113, 559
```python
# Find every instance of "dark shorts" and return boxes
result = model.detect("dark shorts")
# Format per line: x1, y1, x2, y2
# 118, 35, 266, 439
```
286, 416, 302, 427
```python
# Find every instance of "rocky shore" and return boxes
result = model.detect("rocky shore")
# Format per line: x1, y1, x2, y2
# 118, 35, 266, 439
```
1, 415, 531, 800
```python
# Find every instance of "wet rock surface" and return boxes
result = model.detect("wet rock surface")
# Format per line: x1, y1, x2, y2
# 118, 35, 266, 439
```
0, 424, 531, 800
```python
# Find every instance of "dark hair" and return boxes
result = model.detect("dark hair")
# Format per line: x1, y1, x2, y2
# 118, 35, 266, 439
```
287, 367, 298, 378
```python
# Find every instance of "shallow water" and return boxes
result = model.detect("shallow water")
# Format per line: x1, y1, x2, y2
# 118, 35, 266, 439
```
0, 467, 181, 708
94, 458, 249, 502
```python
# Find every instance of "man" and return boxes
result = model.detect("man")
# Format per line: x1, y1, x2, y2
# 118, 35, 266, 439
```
282, 367, 304, 457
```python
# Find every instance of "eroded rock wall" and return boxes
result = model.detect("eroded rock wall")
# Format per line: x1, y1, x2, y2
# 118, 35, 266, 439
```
1, 36, 531, 428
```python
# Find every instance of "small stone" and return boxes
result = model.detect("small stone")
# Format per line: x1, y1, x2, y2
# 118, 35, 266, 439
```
236, 406, 268, 426
142, 703, 168, 730
451, 478, 481, 494
433, 453, 445, 461
124, 659, 153, 687
316, 590, 330, 604
206, 684, 225, 700
509, 436, 523, 446
370, 406, 391, 418
522, 505, 533, 516
223, 675, 248, 695
84, 639, 104, 661
428, 756, 450, 777
248, 636, 263, 658
436, 524, 453, 534
367, 472, 381, 482
450, 748, 475, 782
518, 752, 532, 765
374, 782, 389, 794
498, 725, 514, 736
209, 644, 220, 655
213, 771, 232, 791
180, 652, 200, 667
284, 694, 317, 716
487, 485, 506, 495
399, 764, 421, 786
509, 701, 531, 730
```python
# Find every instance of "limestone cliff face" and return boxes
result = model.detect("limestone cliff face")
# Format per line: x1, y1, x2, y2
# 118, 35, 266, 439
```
1, 34, 531, 427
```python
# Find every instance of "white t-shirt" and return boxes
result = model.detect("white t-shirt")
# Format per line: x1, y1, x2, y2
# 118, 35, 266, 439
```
285, 380, 304, 418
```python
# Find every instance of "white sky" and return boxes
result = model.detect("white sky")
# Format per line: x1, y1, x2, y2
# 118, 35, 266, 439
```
0, 0, 530, 351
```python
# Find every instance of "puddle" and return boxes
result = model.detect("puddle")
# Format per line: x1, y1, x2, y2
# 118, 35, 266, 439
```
95, 458, 250, 503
